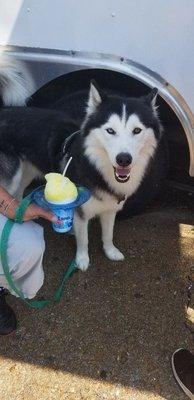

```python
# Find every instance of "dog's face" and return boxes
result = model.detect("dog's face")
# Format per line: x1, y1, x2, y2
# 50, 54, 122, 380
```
83, 81, 162, 185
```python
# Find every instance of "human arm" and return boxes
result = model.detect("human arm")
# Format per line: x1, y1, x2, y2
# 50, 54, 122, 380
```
0, 186, 57, 222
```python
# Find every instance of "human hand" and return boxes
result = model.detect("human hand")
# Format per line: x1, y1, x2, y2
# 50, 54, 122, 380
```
23, 203, 58, 223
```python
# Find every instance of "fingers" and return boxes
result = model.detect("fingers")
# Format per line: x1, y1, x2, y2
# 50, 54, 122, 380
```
23, 204, 58, 223
38, 208, 58, 223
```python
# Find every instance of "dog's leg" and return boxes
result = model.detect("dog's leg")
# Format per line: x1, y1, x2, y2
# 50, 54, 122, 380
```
6, 163, 23, 199
74, 213, 89, 271
14, 186, 25, 201
15, 161, 41, 201
100, 211, 124, 261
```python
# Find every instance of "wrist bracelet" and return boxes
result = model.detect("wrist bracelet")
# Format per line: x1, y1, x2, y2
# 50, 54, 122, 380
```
4, 198, 17, 216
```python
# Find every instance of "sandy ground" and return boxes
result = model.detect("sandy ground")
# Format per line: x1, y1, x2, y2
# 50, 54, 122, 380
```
0, 188, 194, 400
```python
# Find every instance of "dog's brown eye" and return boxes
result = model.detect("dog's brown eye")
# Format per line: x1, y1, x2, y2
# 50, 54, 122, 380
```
106, 128, 116, 135
133, 127, 142, 135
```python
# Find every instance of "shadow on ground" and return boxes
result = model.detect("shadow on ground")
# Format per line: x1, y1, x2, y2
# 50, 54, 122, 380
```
0, 188, 194, 400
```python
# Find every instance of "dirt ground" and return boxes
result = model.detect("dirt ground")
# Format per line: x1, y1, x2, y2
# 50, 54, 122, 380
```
0, 187, 194, 400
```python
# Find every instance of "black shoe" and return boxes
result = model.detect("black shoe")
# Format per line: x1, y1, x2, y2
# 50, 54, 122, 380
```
0, 287, 17, 336
172, 348, 194, 399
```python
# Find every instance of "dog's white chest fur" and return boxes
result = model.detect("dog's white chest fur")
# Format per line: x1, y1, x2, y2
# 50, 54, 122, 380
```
81, 190, 124, 220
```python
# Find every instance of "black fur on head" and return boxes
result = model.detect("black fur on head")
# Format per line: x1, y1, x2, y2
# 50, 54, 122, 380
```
82, 82, 162, 140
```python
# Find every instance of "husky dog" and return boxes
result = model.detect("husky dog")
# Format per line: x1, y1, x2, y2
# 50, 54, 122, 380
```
0, 58, 163, 271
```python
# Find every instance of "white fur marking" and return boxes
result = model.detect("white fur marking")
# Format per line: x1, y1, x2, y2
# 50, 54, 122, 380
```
74, 213, 90, 271
104, 246, 124, 261
0, 56, 35, 106
100, 211, 124, 261
7, 164, 23, 196
122, 103, 126, 125
15, 161, 42, 200
84, 113, 157, 200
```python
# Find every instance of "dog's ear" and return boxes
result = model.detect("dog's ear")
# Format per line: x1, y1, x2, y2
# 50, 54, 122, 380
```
145, 87, 158, 107
144, 87, 158, 116
87, 80, 104, 116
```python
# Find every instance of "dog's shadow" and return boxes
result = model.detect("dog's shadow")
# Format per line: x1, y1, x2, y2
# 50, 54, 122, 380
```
1, 203, 194, 400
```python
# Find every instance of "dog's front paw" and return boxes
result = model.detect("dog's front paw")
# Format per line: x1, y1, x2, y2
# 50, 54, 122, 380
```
104, 245, 125, 261
76, 253, 90, 271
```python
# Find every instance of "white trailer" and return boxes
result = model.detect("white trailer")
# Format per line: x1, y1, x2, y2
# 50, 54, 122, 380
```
0, 0, 194, 212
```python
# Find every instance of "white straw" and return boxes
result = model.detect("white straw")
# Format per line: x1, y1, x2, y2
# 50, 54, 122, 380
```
62, 157, 73, 176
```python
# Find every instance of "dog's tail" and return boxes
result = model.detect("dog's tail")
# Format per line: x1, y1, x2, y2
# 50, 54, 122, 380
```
0, 56, 35, 106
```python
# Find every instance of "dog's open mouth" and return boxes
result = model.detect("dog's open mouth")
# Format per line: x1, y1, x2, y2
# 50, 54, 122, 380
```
113, 166, 131, 183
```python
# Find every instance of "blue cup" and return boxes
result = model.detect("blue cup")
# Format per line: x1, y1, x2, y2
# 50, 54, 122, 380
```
49, 203, 75, 233
31, 186, 91, 234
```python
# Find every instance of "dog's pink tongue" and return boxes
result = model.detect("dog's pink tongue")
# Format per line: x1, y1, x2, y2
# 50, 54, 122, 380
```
116, 167, 130, 176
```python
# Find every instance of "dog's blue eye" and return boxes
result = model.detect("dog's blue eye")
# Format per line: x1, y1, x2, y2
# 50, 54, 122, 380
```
106, 128, 116, 135
133, 127, 142, 135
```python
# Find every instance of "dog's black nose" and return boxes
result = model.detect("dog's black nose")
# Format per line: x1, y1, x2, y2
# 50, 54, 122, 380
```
116, 152, 132, 167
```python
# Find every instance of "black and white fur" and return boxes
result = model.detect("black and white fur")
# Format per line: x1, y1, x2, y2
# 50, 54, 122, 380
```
0, 59, 163, 271
66, 82, 162, 270
0, 56, 34, 106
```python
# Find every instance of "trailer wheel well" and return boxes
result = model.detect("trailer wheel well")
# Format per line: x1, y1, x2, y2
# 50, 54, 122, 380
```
31, 67, 190, 185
